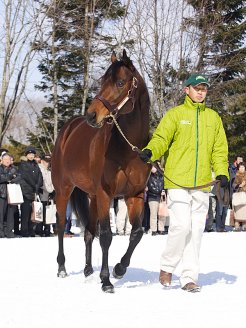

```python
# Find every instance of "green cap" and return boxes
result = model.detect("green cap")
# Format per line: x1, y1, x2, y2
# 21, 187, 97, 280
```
184, 74, 209, 87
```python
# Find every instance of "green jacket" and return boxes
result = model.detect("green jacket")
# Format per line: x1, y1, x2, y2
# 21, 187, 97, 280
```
146, 95, 229, 190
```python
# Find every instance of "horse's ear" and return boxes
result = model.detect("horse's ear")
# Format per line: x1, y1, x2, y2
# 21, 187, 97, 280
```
122, 49, 135, 72
111, 51, 117, 63
122, 49, 127, 59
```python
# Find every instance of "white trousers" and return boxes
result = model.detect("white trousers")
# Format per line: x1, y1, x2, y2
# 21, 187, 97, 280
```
109, 200, 116, 234
116, 198, 131, 235
160, 189, 209, 287
148, 200, 165, 232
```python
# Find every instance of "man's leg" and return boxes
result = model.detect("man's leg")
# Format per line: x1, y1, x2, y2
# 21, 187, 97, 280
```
160, 189, 192, 274
180, 190, 209, 287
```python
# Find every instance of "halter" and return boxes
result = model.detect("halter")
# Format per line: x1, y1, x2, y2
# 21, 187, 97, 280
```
94, 76, 138, 119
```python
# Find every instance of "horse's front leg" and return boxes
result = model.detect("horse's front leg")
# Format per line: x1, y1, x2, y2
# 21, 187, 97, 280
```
113, 195, 144, 279
99, 218, 114, 293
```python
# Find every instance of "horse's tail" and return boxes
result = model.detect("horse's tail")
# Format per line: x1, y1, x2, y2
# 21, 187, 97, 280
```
70, 187, 89, 232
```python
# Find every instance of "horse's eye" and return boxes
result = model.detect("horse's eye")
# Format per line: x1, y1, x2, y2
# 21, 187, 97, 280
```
116, 80, 125, 88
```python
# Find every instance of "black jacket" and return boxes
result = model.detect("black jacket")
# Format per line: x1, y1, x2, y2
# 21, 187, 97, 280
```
0, 164, 22, 199
147, 171, 164, 201
19, 160, 43, 200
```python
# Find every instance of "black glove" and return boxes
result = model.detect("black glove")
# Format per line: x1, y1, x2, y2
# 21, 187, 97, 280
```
216, 175, 229, 188
139, 149, 152, 163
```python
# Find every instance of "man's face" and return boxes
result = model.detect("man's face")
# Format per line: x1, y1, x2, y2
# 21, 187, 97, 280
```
236, 157, 243, 164
34, 156, 41, 163
238, 165, 245, 173
26, 153, 35, 161
185, 84, 208, 103
1, 155, 11, 167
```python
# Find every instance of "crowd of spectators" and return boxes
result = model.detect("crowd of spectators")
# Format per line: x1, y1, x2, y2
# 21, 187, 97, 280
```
0, 147, 245, 238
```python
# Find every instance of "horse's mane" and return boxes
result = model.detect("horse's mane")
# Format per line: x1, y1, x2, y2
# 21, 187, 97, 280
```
102, 57, 135, 83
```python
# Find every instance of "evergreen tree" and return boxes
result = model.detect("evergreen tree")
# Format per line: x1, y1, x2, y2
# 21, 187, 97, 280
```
29, 0, 125, 152
184, 0, 246, 160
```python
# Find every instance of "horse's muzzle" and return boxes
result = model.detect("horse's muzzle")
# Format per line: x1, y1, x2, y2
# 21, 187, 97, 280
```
86, 112, 104, 128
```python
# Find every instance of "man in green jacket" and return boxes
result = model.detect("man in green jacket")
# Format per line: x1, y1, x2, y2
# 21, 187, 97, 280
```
140, 74, 229, 292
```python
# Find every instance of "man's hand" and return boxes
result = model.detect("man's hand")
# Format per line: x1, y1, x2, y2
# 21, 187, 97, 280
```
139, 149, 152, 163
216, 175, 229, 188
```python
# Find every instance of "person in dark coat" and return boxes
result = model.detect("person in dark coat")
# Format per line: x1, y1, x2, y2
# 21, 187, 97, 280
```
19, 146, 43, 237
147, 161, 166, 235
0, 153, 21, 237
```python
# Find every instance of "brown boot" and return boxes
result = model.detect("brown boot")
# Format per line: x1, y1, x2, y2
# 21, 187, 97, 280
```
159, 270, 172, 287
181, 282, 200, 293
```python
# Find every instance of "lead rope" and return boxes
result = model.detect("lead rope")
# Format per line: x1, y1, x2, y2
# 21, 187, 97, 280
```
105, 113, 138, 151
106, 112, 228, 204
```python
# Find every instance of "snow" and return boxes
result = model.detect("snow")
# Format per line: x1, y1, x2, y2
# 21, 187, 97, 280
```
1, 231, 245, 328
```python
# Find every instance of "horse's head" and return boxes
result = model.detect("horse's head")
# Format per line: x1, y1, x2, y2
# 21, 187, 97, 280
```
86, 50, 138, 128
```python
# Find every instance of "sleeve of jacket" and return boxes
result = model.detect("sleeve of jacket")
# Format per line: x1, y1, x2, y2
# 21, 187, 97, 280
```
0, 173, 11, 184
211, 116, 229, 179
0, 166, 12, 184
9, 166, 22, 184
37, 168, 43, 190
144, 110, 177, 161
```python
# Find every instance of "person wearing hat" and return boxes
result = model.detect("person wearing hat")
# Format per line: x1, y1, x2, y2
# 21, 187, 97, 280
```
0, 153, 21, 238
35, 154, 54, 237
18, 146, 43, 237
139, 73, 229, 292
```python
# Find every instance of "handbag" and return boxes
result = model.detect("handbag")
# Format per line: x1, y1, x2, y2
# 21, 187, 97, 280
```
225, 207, 235, 226
232, 191, 246, 207
158, 194, 169, 217
31, 195, 43, 223
7, 183, 24, 205
45, 200, 57, 224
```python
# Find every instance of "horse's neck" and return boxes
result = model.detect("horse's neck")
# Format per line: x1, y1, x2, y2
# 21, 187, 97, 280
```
125, 83, 150, 146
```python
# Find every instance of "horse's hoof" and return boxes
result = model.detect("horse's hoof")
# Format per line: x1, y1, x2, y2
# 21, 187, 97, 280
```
102, 285, 115, 293
112, 263, 126, 279
57, 270, 67, 278
84, 265, 93, 277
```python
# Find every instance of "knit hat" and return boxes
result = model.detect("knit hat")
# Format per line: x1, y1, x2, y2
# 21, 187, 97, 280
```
25, 146, 36, 155
184, 74, 209, 87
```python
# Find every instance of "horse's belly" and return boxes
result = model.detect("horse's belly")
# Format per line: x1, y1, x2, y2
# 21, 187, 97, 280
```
107, 166, 149, 198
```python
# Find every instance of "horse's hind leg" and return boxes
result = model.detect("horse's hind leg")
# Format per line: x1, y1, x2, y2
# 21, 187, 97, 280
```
96, 193, 114, 292
84, 228, 94, 277
83, 196, 98, 277
113, 195, 144, 279
56, 194, 70, 278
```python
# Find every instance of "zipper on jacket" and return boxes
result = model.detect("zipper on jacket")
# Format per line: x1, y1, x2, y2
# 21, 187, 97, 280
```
194, 106, 200, 186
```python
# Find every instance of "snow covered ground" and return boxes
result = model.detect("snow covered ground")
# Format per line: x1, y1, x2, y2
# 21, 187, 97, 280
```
1, 230, 245, 328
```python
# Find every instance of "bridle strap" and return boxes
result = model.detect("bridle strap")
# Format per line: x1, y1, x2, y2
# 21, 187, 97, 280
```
94, 76, 138, 116
94, 95, 115, 112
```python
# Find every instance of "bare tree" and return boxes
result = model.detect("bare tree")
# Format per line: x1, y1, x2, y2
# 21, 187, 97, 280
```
0, 0, 49, 145
114, 0, 198, 118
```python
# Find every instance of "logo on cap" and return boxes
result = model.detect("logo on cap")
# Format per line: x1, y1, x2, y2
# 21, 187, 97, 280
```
196, 76, 206, 81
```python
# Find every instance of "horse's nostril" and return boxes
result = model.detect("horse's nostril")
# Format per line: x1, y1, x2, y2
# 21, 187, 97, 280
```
86, 111, 96, 124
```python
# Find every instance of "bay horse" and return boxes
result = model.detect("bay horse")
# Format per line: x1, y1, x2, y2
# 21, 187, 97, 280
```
51, 50, 150, 293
